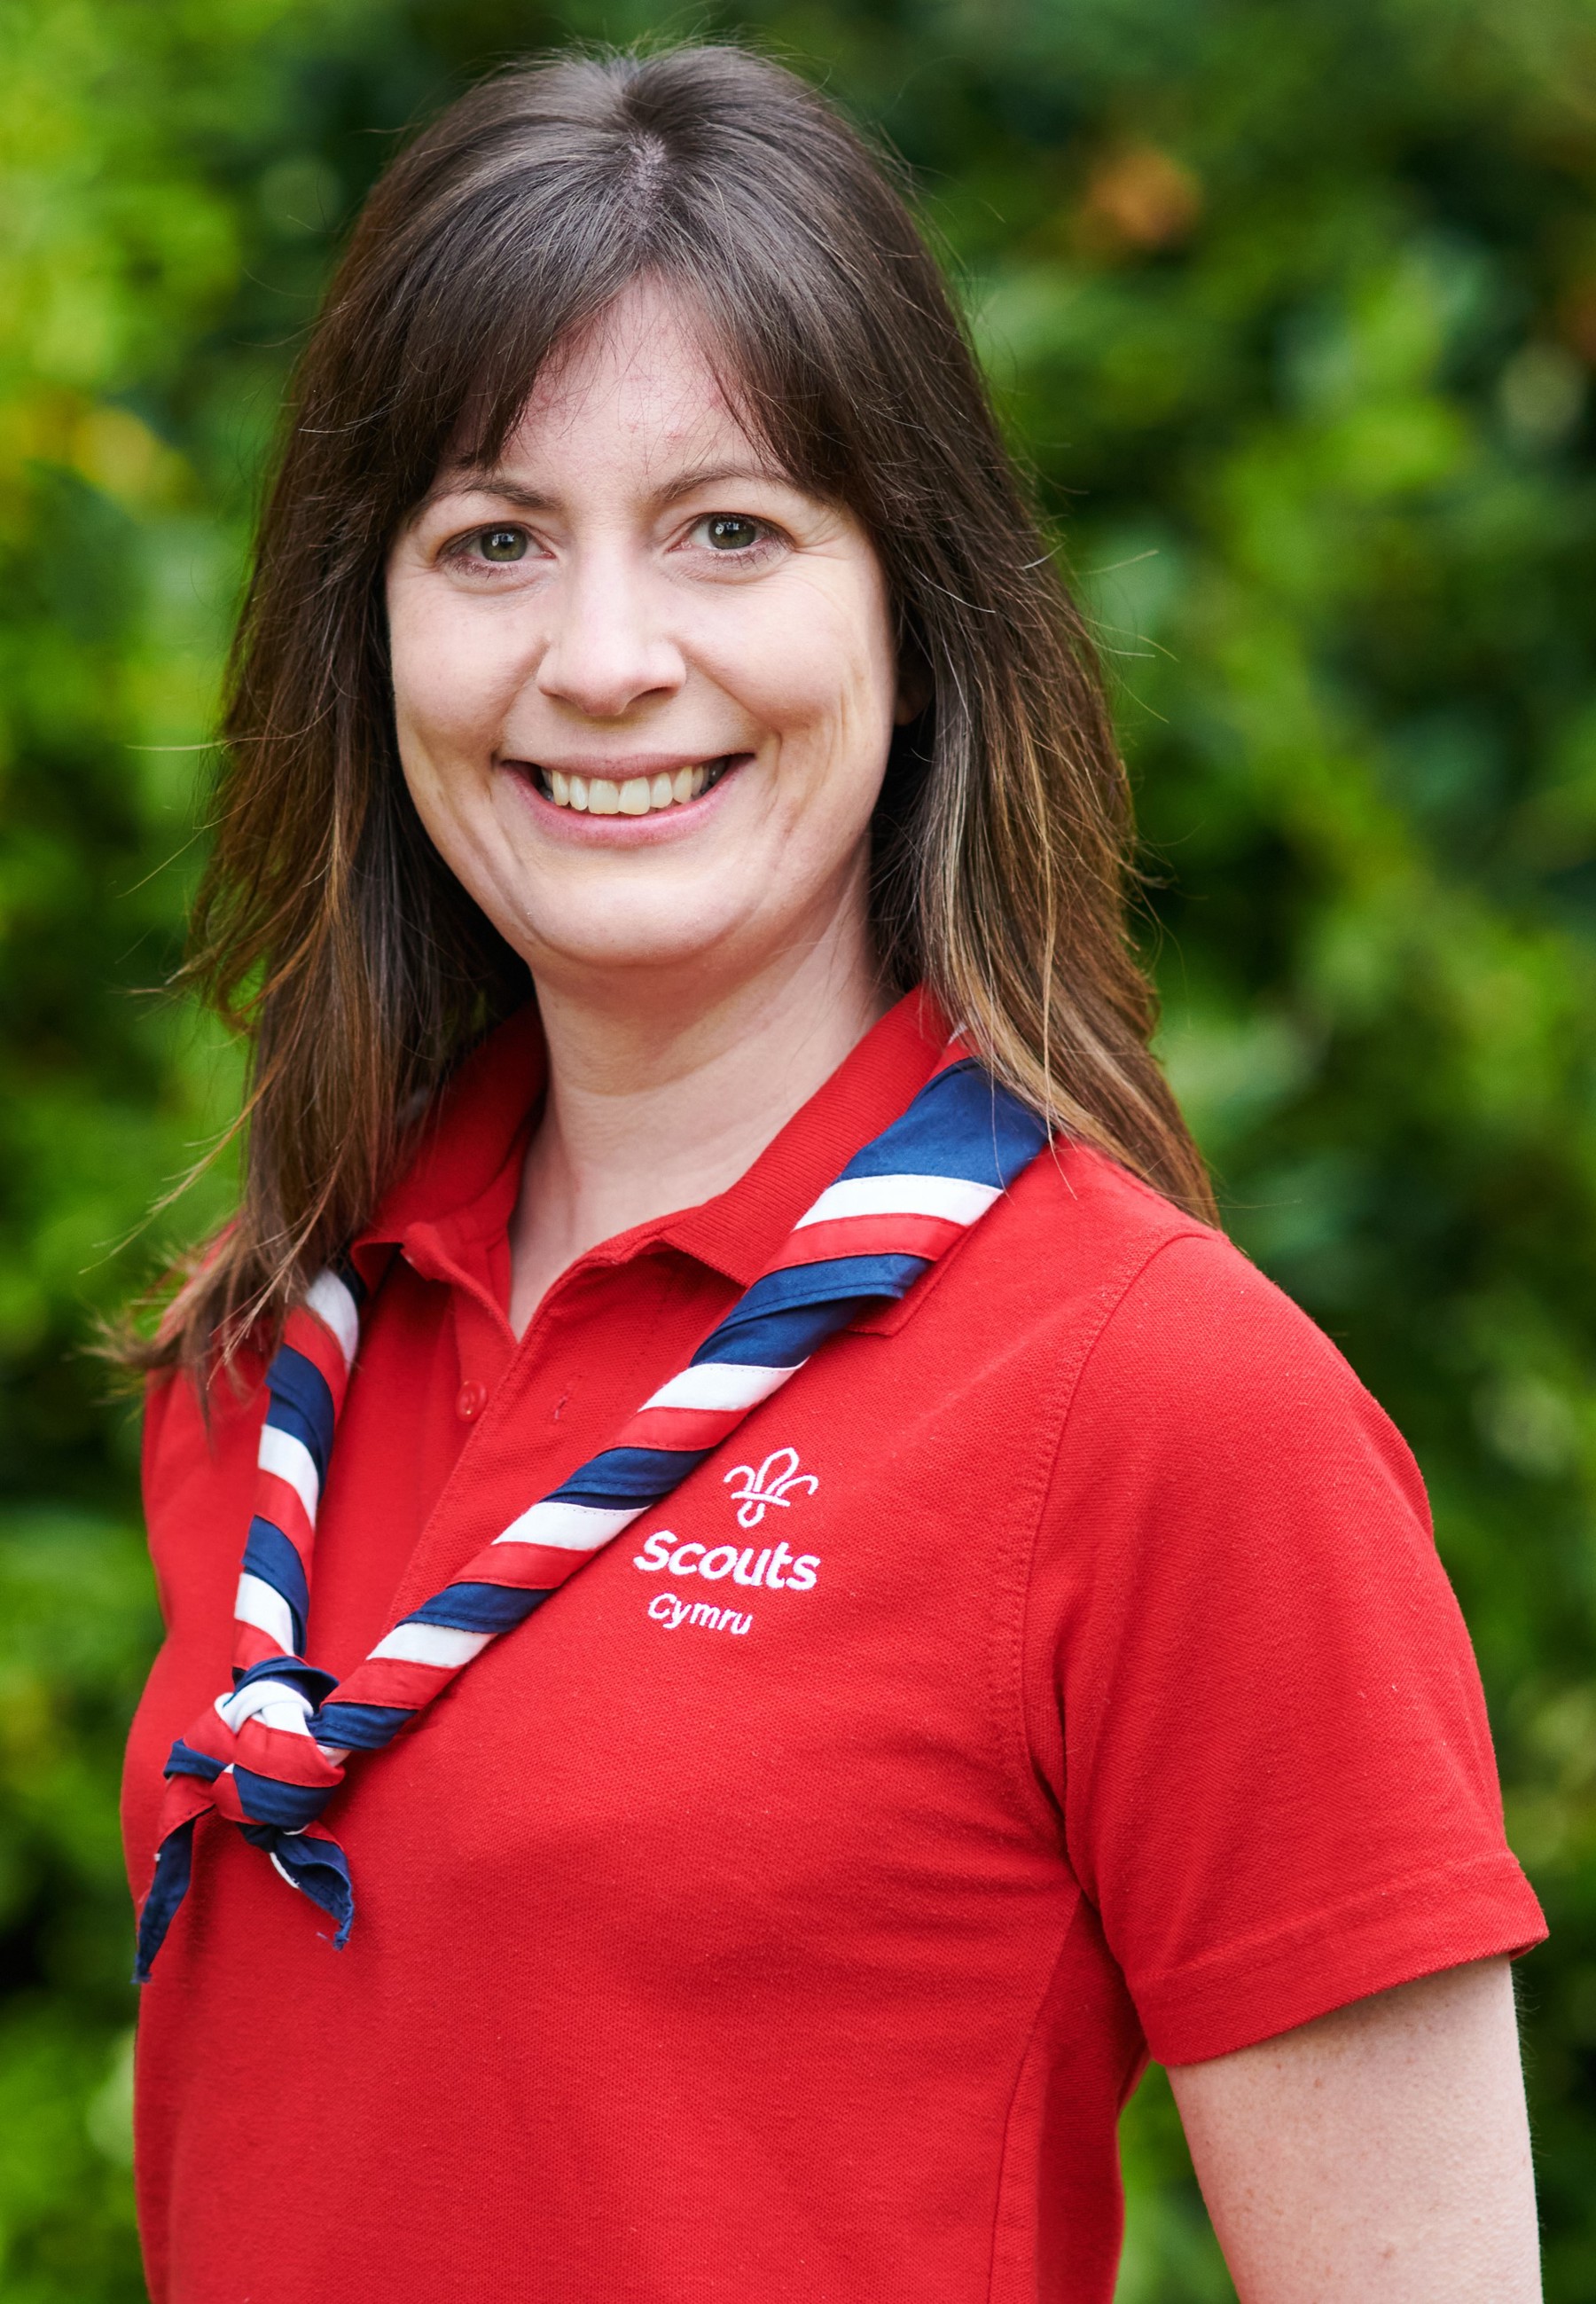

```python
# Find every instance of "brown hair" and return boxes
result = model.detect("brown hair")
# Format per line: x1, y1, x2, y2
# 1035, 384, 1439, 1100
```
137, 41, 1213, 1372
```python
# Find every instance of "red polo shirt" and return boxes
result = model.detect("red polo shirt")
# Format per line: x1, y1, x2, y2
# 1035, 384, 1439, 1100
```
124, 991, 1543, 2304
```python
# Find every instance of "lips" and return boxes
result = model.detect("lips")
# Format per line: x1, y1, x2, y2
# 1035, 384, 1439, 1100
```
532, 755, 741, 817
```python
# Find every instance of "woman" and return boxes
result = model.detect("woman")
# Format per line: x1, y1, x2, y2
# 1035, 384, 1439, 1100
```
122, 44, 1545, 2303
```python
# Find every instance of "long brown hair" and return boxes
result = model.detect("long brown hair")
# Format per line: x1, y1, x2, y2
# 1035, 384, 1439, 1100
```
137, 41, 1213, 1374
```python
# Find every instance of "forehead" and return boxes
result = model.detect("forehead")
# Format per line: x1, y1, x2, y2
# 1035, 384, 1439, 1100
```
491, 278, 776, 486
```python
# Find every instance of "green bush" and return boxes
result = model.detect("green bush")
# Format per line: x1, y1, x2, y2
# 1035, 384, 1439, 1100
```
3, 2, 1592, 2294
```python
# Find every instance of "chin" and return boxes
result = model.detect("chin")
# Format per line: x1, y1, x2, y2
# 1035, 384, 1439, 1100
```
511, 902, 762, 984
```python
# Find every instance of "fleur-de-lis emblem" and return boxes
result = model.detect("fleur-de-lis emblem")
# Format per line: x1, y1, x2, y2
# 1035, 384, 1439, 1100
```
723, 1446, 819, 1530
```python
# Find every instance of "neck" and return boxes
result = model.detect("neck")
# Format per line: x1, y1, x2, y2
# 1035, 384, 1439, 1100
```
507, 902, 889, 1336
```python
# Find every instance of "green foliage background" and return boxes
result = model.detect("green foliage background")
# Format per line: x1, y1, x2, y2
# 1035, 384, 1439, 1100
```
3, 0, 1594, 2293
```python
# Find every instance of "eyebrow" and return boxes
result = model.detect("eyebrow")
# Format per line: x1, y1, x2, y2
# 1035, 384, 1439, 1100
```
420, 458, 795, 516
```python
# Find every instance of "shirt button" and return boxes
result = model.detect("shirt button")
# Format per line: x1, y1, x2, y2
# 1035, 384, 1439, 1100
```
456, 1380, 488, 1422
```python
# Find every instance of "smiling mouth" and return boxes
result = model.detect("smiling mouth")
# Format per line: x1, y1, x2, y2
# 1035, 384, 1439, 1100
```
532, 756, 743, 817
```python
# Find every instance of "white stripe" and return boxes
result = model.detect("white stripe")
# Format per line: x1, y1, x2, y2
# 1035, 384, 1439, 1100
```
793, 1173, 1001, 1229
493, 1498, 638, 1552
233, 1571, 297, 1652
306, 1268, 359, 1368
639, 1361, 797, 1415
216, 1677, 314, 1736
368, 1621, 491, 1669
257, 1422, 320, 1522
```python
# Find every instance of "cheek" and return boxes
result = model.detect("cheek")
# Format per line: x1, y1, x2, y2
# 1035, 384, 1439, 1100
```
715, 579, 897, 757
387, 584, 517, 767
386, 600, 515, 901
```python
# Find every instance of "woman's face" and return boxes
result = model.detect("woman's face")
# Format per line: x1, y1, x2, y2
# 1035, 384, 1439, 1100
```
387, 279, 906, 1000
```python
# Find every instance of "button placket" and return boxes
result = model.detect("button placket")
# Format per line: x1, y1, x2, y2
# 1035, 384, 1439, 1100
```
383, 1250, 716, 1627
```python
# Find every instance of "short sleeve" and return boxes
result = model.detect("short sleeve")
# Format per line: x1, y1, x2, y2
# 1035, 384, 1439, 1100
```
1025, 1230, 1545, 2066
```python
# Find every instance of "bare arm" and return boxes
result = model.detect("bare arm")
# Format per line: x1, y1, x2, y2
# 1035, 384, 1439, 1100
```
1168, 1958, 1539, 2302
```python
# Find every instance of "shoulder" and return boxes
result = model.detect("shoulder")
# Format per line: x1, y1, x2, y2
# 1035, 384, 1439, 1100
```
976, 1141, 1424, 1513
987, 1140, 1365, 1388
142, 1350, 266, 1485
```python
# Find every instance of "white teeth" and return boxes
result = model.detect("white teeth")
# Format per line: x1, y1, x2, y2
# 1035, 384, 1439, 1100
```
539, 758, 724, 814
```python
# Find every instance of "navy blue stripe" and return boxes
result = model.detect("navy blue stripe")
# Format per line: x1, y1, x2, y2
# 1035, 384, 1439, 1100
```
263, 1393, 331, 1485
233, 1654, 338, 1706
134, 1817, 199, 1982
690, 1299, 843, 1368
407, 1581, 551, 1634
241, 1516, 309, 1643
552, 1444, 714, 1507
840, 1064, 1048, 1187
693, 1258, 927, 1371
231, 1766, 333, 1831
311, 1700, 416, 1752
264, 1344, 337, 1477
164, 1737, 224, 1784
710, 1254, 929, 1344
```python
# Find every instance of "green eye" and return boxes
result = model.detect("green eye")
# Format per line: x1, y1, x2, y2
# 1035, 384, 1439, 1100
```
478, 526, 527, 562
703, 515, 762, 552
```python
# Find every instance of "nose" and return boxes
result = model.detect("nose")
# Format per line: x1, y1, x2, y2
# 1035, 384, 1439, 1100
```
534, 550, 686, 720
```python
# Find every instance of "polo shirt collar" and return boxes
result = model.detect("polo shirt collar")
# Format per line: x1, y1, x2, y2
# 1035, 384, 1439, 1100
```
352, 986, 949, 1296
349, 1006, 544, 1298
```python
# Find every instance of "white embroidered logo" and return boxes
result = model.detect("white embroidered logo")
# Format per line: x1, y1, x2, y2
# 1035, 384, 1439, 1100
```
723, 1445, 819, 1530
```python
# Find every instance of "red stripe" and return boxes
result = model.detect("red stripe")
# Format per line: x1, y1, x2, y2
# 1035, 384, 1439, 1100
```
608, 1404, 741, 1454
335, 1656, 461, 1712
231, 1623, 287, 1674
252, 1471, 315, 1565
763, 1211, 960, 1273
211, 1772, 247, 1824
153, 1775, 217, 1839
284, 1305, 352, 1411
466, 1541, 595, 1590
234, 1719, 343, 1789
176, 1708, 237, 1768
